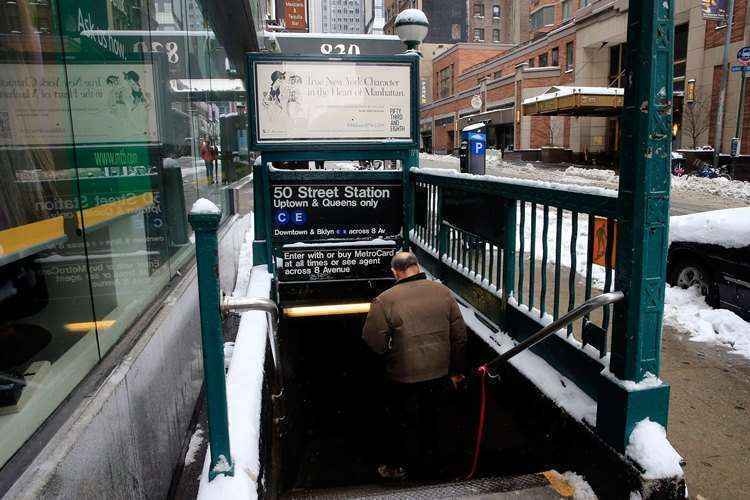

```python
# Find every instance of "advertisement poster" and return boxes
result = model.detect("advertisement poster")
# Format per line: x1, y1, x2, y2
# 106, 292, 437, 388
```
701, 0, 728, 20
270, 181, 403, 243
254, 60, 411, 142
0, 63, 159, 147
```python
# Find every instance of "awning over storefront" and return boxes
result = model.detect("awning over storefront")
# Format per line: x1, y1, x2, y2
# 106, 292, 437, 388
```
458, 107, 515, 130
522, 86, 624, 117
169, 78, 245, 101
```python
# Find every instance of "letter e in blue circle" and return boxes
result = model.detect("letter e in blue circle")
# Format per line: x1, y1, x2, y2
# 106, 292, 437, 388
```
292, 210, 307, 225
275, 210, 289, 225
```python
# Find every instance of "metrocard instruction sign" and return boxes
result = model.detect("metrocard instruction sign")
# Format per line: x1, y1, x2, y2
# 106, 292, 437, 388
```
248, 54, 419, 149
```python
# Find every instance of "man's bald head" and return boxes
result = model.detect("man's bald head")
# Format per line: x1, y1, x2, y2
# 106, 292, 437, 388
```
391, 251, 421, 280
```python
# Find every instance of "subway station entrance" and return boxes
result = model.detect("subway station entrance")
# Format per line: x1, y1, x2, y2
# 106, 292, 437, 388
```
192, 4, 686, 496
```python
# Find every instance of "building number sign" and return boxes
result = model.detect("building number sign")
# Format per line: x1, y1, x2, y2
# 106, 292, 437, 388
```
320, 43, 361, 55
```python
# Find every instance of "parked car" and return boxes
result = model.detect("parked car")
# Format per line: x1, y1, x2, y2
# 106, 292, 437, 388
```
667, 208, 750, 321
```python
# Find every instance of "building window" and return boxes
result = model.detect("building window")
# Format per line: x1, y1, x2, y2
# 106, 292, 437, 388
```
493, 29, 500, 42
538, 53, 548, 67
473, 3, 484, 17
566, 41, 575, 70
493, 5, 501, 18
562, 0, 572, 21
474, 28, 484, 41
530, 6, 555, 30
439, 65, 454, 98
494, 70, 502, 79
551, 46, 559, 66
528, 58, 534, 68
609, 44, 626, 86
451, 23, 461, 40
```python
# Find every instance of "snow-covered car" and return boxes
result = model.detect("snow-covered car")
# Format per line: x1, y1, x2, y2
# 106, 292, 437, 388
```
667, 208, 750, 321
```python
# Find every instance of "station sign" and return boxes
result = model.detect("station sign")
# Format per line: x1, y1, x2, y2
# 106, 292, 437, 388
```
270, 181, 403, 243
247, 54, 419, 151
279, 243, 397, 282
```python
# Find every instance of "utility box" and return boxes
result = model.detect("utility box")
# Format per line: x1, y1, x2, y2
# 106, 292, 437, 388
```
460, 123, 487, 175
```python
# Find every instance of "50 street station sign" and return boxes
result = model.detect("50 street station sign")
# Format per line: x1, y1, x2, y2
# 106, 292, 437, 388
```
270, 181, 403, 244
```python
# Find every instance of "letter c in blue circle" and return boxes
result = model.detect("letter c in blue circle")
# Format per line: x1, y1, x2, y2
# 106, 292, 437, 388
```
292, 210, 307, 225
275, 210, 289, 225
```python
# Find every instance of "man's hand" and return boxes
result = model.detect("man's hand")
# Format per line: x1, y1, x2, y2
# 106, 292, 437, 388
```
450, 374, 466, 390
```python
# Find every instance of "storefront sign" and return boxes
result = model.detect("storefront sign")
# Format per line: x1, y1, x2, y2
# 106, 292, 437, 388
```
278, 243, 397, 282
0, 63, 159, 147
249, 56, 416, 147
701, 0, 728, 20
283, 0, 308, 32
270, 182, 402, 243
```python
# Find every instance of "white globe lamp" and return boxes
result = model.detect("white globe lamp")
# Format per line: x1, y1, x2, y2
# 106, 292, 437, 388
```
394, 9, 429, 51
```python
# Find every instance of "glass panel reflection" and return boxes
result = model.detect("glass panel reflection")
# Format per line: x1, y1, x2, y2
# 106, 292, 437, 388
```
0, 0, 100, 468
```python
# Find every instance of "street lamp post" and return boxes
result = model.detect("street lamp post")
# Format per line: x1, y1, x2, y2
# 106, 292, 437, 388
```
395, 8, 428, 250
713, 0, 735, 169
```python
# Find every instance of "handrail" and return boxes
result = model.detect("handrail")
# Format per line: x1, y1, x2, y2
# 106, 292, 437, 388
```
221, 296, 284, 400
482, 291, 625, 373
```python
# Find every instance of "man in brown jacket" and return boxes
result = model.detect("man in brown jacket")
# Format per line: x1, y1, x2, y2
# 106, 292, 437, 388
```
363, 251, 467, 480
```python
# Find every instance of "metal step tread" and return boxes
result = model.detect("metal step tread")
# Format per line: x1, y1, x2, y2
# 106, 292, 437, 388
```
282, 471, 574, 499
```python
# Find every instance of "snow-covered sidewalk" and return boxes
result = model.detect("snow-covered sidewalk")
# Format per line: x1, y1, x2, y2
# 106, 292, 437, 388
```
419, 151, 750, 202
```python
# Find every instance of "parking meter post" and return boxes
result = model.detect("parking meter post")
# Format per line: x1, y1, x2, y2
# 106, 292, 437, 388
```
188, 209, 234, 480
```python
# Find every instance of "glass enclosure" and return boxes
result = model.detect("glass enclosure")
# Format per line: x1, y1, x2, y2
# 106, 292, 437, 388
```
0, 0, 245, 467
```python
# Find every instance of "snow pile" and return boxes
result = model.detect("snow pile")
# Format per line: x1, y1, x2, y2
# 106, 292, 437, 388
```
191, 198, 221, 215
563, 166, 618, 183
672, 175, 750, 201
664, 285, 750, 360
559, 471, 598, 499
184, 425, 205, 466
625, 418, 683, 480
418, 152, 459, 165
414, 167, 618, 198
458, 301, 598, 425
600, 369, 664, 391
670, 207, 750, 248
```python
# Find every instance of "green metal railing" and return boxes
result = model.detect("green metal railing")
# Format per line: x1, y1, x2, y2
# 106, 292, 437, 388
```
409, 166, 671, 453
411, 172, 618, 358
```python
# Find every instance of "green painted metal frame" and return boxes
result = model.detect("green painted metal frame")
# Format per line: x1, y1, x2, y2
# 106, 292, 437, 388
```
189, 210, 234, 480
597, 0, 674, 451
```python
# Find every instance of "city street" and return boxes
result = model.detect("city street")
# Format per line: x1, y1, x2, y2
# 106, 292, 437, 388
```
417, 152, 750, 498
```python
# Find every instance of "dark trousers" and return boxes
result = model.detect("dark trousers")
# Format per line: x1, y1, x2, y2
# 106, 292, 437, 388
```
383, 376, 455, 477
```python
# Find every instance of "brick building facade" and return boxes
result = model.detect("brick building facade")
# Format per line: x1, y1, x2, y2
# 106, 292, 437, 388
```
384, 0, 529, 44
420, 0, 750, 159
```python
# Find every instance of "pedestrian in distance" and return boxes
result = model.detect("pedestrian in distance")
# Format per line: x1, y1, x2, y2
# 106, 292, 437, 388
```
362, 251, 467, 481
200, 138, 214, 184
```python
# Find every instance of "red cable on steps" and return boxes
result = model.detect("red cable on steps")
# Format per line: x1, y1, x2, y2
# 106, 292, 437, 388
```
466, 365, 489, 480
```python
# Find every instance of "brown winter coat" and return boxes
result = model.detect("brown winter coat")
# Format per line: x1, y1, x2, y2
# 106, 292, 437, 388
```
362, 273, 467, 383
